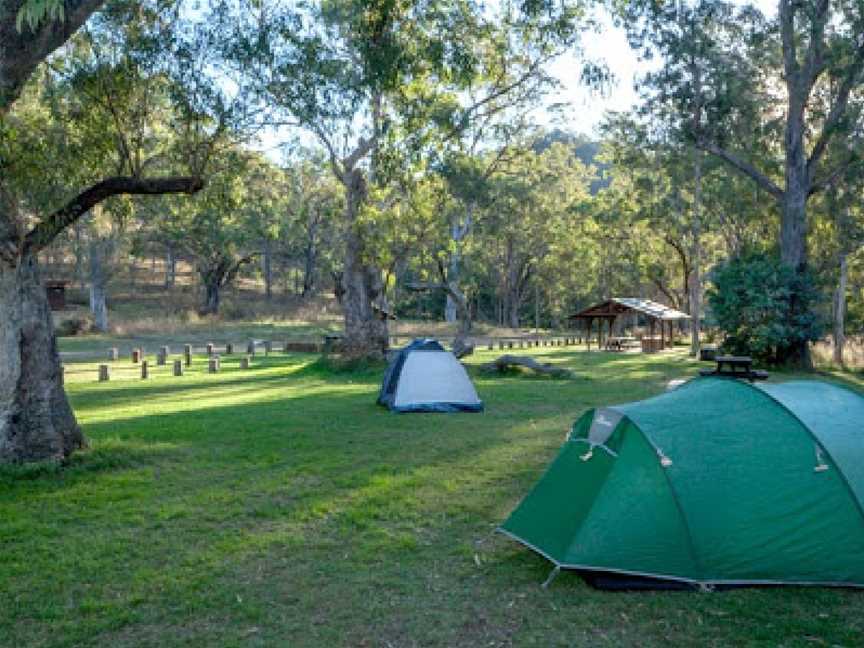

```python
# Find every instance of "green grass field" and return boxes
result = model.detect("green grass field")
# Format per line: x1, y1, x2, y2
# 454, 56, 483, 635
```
3, 345, 864, 647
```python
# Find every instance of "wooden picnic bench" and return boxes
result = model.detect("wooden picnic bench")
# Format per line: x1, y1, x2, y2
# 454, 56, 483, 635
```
606, 336, 637, 351
699, 355, 768, 381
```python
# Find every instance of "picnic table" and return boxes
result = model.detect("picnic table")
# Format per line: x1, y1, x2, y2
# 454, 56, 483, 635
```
699, 355, 768, 381
606, 336, 637, 351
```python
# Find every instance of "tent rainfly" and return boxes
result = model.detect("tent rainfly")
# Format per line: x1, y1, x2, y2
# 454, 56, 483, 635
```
377, 339, 483, 413
500, 377, 864, 589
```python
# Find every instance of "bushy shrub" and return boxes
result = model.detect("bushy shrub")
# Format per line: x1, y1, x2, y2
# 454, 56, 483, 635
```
55, 316, 93, 337
706, 254, 825, 365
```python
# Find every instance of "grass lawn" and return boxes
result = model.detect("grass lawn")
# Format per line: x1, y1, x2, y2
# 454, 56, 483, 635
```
2, 345, 864, 647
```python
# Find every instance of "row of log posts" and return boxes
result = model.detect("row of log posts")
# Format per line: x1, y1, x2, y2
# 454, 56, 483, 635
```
95, 347, 257, 381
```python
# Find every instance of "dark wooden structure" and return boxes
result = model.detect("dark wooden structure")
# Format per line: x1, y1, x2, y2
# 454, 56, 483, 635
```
45, 281, 68, 311
568, 298, 691, 352
699, 355, 769, 382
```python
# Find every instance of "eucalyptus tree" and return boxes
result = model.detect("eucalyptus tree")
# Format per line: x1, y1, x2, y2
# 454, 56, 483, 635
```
278, 157, 342, 298
0, 0, 242, 463
623, 0, 864, 362
478, 142, 592, 328
232, 0, 591, 358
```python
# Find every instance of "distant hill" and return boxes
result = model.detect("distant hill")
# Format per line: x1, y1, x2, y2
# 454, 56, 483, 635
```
531, 128, 610, 194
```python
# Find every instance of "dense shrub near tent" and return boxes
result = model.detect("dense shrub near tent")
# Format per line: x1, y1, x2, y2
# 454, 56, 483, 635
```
707, 254, 824, 364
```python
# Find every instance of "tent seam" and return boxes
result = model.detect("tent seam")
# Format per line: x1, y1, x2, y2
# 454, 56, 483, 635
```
742, 380, 864, 542
611, 410, 706, 582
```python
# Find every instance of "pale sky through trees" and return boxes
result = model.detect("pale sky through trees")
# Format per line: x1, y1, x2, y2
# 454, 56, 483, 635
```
546, 0, 778, 136
256, 0, 779, 158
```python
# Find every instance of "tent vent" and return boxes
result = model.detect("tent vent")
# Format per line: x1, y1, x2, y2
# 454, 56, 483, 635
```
657, 449, 673, 468
814, 445, 829, 472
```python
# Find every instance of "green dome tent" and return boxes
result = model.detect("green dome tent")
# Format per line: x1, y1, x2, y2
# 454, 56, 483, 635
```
500, 377, 864, 589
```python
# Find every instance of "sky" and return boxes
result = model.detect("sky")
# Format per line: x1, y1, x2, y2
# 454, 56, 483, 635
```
544, 1, 778, 137
258, 1, 779, 158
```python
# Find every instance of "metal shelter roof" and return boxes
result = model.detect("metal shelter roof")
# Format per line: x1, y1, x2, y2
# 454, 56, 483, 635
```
569, 297, 691, 321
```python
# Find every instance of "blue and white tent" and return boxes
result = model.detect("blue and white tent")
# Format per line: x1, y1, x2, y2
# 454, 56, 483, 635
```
377, 339, 484, 413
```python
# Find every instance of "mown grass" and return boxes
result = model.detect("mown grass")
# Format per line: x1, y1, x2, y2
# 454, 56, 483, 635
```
3, 346, 864, 647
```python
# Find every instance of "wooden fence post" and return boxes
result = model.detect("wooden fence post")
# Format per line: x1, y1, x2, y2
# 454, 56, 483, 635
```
141, 360, 149, 379
206, 342, 215, 356
225, 342, 233, 355
247, 341, 255, 356
98, 364, 109, 382
184, 344, 192, 367
132, 349, 141, 364
240, 356, 250, 370
208, 356, 220, 373
264, 340, 272, 355
173, 359, 183, 377
157, 346, 168, 366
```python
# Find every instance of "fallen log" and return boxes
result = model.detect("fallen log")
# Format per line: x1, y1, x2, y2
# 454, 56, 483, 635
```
481, 354, 574, 378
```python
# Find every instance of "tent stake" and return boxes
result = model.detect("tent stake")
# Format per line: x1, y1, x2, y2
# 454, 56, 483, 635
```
541, 565, 561, 589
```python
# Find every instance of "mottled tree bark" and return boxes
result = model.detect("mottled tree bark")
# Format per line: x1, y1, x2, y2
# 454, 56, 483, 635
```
88, 237, 110, 332
261, 239, 273, 300
340, 169, 388, 359
0, 0, 204, 463
0, 252, 84, 463
689, 148, 702, 356
833, 253, 848, 367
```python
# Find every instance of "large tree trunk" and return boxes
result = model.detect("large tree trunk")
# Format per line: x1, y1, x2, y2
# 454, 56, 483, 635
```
833, 252, 848, 367
781, 107, 809, 270
88, 238, 109, 332
689, 148, 702, 356
341, 169, 388, 359
262, 239, 273, 300
445, 206, 472, 323
508, 289, 520, 329
164, 245, 176, 288
202, 278, 221, 315
0, 253, 85, 463
302, 241, 317, 297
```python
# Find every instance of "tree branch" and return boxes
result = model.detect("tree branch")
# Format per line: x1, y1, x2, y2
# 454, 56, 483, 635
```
0, 0, 105, 113
699, 141, 784, 200
24, 175, 204, 253
807, 42, 864, 174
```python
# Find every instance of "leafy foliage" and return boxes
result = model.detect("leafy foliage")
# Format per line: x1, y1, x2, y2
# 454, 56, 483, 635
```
707, 254, 825, 365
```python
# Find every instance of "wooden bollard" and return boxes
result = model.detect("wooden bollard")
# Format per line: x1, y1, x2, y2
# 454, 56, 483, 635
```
141, 360, 149, 379
173, 359, 183, 377
264, 340, 272, 355
247, 341, 255, 356
508, 341, 514, 349
157, 346, 168, 366
98, 364, 109, 382
184, 344, 192, 367
208, 356, 220, 373
225, 342, 233, 355
108, 347, 118, 361
132, 348, 141, 364
206, 343, 215, 356
240, 356, 250, 370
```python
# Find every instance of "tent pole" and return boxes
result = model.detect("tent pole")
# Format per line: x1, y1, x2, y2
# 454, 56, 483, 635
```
541, 565, 561, 589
